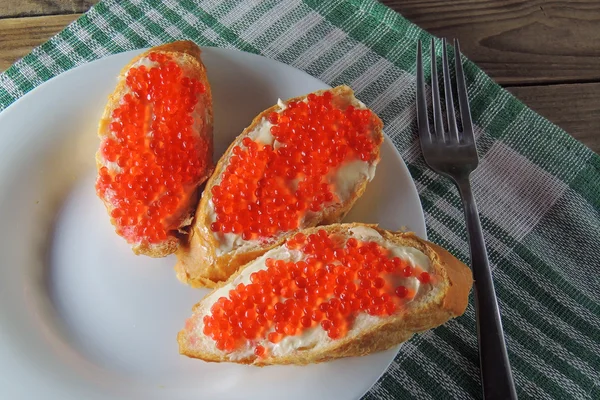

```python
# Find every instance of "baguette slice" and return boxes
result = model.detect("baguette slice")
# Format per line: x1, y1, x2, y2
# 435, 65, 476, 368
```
178, 223, 473, 365
175, 86, 383, 287
96, 41, 213, 257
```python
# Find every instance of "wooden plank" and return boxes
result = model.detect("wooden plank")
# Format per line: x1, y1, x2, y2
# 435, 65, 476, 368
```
0, 14, 81, 72
507, 83, 600, 153
381, 0, 600, 86
0, 0, 97, 18
0, 4, 597, 154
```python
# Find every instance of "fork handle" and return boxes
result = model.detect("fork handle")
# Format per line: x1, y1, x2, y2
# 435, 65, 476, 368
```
456, 177, 518, 400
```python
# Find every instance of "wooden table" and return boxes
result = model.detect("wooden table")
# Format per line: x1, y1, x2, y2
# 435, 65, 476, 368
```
1, 0, 598, 153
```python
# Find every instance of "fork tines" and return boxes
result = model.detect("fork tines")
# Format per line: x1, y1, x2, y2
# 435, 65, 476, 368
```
416, 38, 474, 144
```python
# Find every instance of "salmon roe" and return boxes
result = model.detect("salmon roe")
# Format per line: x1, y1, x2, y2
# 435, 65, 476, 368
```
201, 229, 433, 353
96, 52, 208, 245
209, 92, 377, 240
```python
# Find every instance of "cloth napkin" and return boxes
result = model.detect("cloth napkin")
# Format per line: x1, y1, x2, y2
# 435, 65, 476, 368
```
1, 0, 598, 398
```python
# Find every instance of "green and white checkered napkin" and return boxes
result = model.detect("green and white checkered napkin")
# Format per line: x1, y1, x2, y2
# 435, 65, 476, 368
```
1, 0, 599, 398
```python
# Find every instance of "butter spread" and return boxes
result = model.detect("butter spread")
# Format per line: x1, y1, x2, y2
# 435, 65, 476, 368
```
130, 56, 158, 70
207, 199, 262, 256
195, 226, 432, 359
331, 159, 375, 200
206, 99, 379, 255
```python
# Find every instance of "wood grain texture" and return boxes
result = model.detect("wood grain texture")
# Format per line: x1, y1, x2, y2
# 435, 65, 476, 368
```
0, 2, 597, 153
0, 14, 81, 72
381, 0, 600, 86
381, 0, 599, 153
0, 0, 97, 18
507, 83, 600, 153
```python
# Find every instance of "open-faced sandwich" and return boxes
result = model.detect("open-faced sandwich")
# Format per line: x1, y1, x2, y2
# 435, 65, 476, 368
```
175, 86, 384, 287
178, 223, 472, 365
95, 41, 213, 257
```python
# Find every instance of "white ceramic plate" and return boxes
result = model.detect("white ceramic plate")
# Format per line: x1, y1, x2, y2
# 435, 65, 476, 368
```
0, 47, 425, 400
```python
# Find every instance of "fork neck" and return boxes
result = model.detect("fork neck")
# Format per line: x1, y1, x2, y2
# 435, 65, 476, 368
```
453, 175, 482, 238
454, 174, 471, 192
454, 175, 477, 215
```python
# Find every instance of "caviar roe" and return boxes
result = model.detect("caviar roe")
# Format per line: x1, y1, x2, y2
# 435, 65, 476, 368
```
199, 230, 432, 353
96, 52, 208, 245
209, 92, 378, 240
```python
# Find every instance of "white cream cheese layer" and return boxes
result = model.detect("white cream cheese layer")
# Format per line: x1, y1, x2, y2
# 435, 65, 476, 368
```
102, 160, 123, 174
331, 159, 376, 200
207, 198, 263, 256
207, 99, 378, 256
130, 55, 162, 70
195, 226, 431, 359
348, 226, 431, 299
198, 245, 305, 360
249, 117, 276, 145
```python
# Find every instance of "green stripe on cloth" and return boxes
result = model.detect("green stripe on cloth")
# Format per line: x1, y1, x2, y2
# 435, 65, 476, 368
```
1, 0, 599, 398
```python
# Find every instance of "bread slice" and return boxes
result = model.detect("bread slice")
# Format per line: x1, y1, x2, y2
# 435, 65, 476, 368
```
96, 41, 213, 257
175, 86, 384, 287
178, 223, 473, 365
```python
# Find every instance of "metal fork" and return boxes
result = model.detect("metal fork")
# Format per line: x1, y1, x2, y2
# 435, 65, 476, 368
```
416, 38, 517, 400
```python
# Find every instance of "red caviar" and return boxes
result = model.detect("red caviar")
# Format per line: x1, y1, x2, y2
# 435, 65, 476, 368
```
418, 272, 431, 284
254, 345, 266, 357
96, 52, 208, 245
395, 286, 408, 298
210, 91, 377, 239
203, 230, 433, 354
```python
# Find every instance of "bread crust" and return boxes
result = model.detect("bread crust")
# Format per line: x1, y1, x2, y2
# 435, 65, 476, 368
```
177, 223, 473, 365
175, 86, 383, 287
96, 41, 213, 257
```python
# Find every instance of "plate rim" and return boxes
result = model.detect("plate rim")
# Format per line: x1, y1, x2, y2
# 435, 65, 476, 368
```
0, 46, 427, 400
